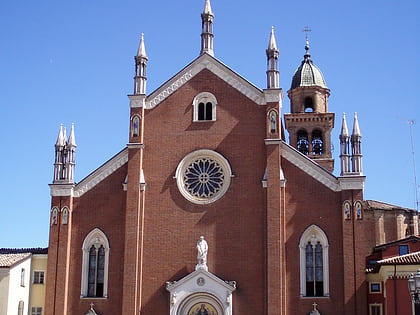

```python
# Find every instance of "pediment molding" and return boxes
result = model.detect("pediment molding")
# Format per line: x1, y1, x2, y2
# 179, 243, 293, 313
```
278, 141, 340, 191
74, 148, 128, 197
145, 53, 266, 109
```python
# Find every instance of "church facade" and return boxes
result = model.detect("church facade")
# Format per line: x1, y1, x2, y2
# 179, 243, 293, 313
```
44, 1, 419, 315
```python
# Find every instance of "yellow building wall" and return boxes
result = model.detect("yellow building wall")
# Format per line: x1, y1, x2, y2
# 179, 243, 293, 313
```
29, 254, 48, 313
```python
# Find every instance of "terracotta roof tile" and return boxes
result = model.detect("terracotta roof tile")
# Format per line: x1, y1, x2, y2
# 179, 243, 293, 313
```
0, 253, 31, 268
377, 251, 420, 265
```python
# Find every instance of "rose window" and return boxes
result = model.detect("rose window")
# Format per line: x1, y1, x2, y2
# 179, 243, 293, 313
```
176, 150, 232, 204
184, 158, 224, 198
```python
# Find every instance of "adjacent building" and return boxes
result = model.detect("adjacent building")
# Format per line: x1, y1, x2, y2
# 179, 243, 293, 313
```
0, 248, 47, 315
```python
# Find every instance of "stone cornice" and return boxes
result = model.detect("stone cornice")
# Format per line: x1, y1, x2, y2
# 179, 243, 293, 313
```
74, 148, 128, 197
145, 53, 266, 108
49, 183, 75, 197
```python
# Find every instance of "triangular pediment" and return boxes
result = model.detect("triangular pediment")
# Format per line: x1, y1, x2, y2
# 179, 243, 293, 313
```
166, 269, 236, 293
145, 53, 266, 109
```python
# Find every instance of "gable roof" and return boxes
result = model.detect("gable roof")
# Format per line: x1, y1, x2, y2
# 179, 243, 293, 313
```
373, 235, 420, 251
377, 250, 420, 265
145, 53, 267, 109
0, 253, 31, 268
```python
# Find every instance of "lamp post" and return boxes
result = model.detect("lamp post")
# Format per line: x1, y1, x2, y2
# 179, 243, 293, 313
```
408, 269, 420, 314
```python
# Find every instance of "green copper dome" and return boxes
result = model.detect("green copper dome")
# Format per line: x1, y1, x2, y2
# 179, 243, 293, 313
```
290, 48, 327, 90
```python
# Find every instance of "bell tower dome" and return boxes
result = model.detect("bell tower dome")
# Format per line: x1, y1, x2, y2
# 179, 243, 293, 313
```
284, 35, 334, 172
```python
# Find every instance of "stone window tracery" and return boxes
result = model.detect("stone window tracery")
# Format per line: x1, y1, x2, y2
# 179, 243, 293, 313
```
299, 225, 330, 297
81, 228, 110, 298
193, 92, 217, 122
176, 149, 232, 204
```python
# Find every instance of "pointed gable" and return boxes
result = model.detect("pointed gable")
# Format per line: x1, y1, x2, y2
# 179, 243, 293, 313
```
144, 53, 266, 109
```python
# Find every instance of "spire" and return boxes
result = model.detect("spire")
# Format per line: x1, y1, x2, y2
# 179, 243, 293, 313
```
303, 26, 311, 61
200, 0, 214, 56
266, 27, 280, 89
340, 113, 349, 138
339, 113, 351, 175
53, 124, 76, 184
136, 33, 147, 59
55, 124, 65, 147
134, 34, 148, 95
203, 0, 213, 15
352, 112, 361, 137
68, 123, 76, 147
351, 113, 363, 174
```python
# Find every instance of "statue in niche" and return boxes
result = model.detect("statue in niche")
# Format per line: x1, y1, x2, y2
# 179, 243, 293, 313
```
269, 110, 277, 134
51, 209, 58, 225
196, 236, 208, 270
62, 208, 68, 225
132, 115, 140, 137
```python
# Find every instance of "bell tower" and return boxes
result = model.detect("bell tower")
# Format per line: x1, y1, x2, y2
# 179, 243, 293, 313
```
284, 34, 334, 172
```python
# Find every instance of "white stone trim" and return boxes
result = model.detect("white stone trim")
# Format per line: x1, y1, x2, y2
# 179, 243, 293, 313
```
80, 228, 110, 298
145, 54, 265, 109
279, 141, 340, 191
175, 149, 232, 205
299, 224, 330, 297
192, 92, 217, 122
74, 149, 128, 197
166, 269, 235, 315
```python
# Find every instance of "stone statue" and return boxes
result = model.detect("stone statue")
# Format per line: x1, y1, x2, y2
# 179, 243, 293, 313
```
196, 236, 208, 271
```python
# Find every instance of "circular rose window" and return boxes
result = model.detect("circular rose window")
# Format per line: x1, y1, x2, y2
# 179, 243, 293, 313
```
176, 150, 232, 204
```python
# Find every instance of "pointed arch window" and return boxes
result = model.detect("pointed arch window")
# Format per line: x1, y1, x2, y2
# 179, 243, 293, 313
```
193, 92, 217, 122
81, 228, 110, 298
311, 130, 323, 155
297, 130, 309, 155
299, 225, 330, 297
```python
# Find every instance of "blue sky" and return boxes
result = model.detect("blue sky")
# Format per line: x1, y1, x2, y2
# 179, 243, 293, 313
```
0, 0, 419, 247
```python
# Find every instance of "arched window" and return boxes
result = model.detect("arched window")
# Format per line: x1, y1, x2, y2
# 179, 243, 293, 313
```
18, 301, 24, 315
304, 97, 314, 112
311, 130, 323, 155
192, 92, 217, 122
61, 206, 69, 225
81, 228, 110, 298
297, 130, 309, 155
299, 225, 330, 297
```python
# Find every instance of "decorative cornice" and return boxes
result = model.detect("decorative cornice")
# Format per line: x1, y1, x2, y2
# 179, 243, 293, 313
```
74, 148, 128, 197
338, 175, 366, 190
49, 183, 75, 197
145, 54, 266, 109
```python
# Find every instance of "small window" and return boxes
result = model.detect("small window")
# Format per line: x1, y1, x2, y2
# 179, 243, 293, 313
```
21, 268, 25, 287
399, 245, 409, 256
18, 301, 24, 315
369, 304, 382, 315
369, 282, 381, 293
343, 201, 351, 220
33, 271, 45, 284
192, 92, 217, 122
304, 97, 314, 112
31, 307, 42, 315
